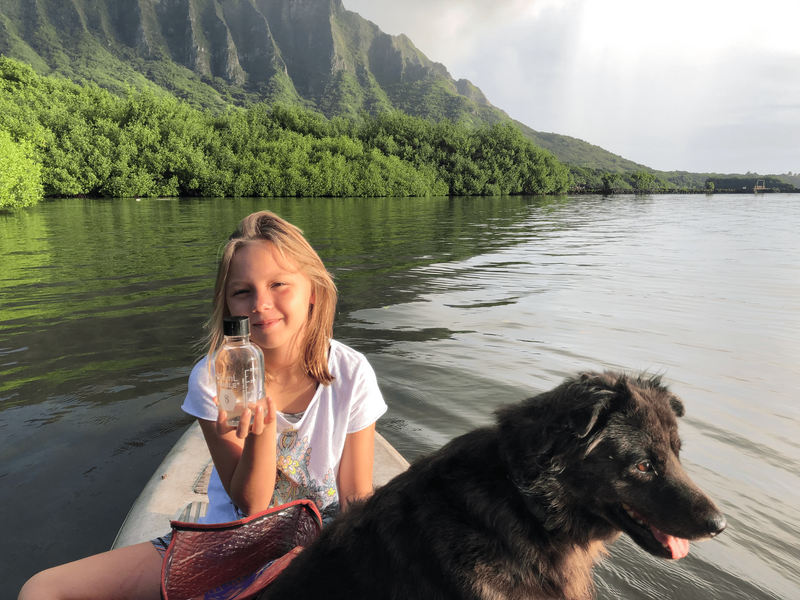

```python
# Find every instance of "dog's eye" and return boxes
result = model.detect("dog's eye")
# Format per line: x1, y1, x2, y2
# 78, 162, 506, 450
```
636, 461, 653, 473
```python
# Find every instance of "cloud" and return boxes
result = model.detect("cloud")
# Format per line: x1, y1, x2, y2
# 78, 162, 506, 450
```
344, 0, 568, 66
343, 0, 800, 173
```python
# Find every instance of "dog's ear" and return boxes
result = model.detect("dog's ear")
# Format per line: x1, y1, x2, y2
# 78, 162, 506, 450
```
570, 402, 606, 438
567, 372, 625, 438
670, 395, 685, 417
569, 396, 612, 438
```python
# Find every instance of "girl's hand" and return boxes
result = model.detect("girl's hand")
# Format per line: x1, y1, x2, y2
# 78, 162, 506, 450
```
211, 396, 276, 440
237, 397, 276, 439
212, 396, 236, 437
201, 396, 279, 515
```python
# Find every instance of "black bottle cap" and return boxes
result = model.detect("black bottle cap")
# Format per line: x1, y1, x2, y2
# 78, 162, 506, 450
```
223, 316, 250, 337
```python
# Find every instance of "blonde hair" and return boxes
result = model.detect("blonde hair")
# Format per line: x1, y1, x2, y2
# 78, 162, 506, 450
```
207, 211, 337, 385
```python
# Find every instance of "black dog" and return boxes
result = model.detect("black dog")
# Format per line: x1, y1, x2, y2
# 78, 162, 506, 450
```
261, 372, 726, 600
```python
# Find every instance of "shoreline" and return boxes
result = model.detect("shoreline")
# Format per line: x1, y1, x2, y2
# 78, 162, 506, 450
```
569, 188, 799, 195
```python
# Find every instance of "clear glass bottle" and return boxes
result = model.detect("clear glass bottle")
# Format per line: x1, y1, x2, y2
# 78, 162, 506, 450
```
215, 316, 265, 427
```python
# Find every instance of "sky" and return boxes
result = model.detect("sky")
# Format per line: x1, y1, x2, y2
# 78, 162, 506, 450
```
343, 0, 800, 175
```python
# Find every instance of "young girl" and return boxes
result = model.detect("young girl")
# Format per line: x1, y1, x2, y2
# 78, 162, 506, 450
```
19, 210, 387, 600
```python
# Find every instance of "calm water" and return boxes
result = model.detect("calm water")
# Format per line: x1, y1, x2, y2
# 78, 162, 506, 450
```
1, 195, 798, 599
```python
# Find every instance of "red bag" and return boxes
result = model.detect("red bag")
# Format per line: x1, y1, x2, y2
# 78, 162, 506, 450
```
161, 499, 321, 600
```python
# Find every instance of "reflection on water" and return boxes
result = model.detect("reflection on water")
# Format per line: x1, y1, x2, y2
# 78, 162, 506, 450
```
1, 194, 798, 599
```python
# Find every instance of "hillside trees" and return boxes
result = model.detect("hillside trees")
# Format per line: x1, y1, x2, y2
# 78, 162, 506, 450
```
704, 175, 795, 191
0, 129, 43, 208
352, 112, 571, 195
630, 170, 656, 190
601, 172, 621, 193
1, 56, 571, 201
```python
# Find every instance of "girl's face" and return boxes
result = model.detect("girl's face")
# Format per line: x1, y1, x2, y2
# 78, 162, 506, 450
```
225, 241, 315, 355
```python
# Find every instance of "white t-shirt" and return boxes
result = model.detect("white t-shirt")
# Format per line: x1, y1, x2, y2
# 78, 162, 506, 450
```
181, 339, 388, 524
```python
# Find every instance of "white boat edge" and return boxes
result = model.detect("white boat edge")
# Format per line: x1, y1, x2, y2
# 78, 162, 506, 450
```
112, 421, 411, 549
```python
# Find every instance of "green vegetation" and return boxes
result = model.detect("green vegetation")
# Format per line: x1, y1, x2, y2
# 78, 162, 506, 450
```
630, 170, 656, 191
513, 121, 647, 174
571, 167, 796, 194
780, 173, 800, 187
571, 165, 713, 192
358, 111, 570, 196
600, 172, 622, 194
0, 56, 571, 203
703, 175, 795, 191
514, 119, 797, 192
0, 128, 43, 207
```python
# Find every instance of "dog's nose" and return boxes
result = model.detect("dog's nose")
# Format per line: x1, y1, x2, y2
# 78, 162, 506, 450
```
705, 512, 727, 537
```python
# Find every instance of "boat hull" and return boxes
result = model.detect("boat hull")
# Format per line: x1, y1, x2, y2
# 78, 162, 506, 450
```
112, 422, 409, 549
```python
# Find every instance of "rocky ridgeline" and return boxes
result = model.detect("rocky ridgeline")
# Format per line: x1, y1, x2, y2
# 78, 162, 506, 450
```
0, 0, 495, 118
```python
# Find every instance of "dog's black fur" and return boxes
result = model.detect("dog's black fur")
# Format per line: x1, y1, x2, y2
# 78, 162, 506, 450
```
260, 371, 726, 600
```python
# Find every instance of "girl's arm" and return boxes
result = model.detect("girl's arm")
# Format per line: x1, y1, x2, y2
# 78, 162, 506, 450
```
337, 423, 377, 512
198, 399, 278, 516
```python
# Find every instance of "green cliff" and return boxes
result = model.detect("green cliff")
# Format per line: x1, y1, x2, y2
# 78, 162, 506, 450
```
0, 0, 501, 123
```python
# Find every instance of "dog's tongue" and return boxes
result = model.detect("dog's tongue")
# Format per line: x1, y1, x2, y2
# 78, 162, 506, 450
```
651, 525, 690, 559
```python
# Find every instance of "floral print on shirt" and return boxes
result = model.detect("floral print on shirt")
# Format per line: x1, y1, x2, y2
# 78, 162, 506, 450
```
271, 428, 338, 513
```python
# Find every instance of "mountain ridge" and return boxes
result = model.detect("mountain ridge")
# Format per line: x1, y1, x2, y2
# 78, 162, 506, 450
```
0, 0, 725, 184
0, 0, 502, 120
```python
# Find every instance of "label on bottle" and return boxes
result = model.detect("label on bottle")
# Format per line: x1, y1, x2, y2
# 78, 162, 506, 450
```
219, 388, 238, 412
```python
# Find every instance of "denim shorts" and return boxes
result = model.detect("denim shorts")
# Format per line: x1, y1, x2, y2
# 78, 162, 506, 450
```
151, 532, 172, 558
